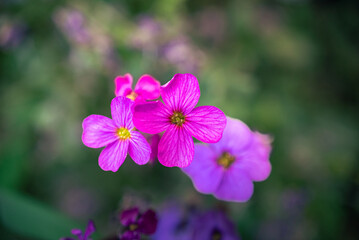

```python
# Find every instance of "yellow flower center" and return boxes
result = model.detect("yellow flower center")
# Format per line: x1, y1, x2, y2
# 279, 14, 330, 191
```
217, 152, 235, 169
126, 91, 138, 101
129, 223, 138, 231
116, 127, 131, 140
170, 111, 185, 126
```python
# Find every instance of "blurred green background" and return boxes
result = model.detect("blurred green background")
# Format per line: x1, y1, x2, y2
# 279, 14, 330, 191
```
1, 0, 358, 239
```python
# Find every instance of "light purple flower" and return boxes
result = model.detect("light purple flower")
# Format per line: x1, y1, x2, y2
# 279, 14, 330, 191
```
133, 73, 226, 168
183, 117, 272, 202
0, 20, 26, 49
114, 73, 161, 103
82, 96, 151, 172
130, 15, 162, 51
152, 204, 197, 240
192, 211, 240, 240
53, 9, 91, 45
60, 220, 95, 240
160, 38, 204, 73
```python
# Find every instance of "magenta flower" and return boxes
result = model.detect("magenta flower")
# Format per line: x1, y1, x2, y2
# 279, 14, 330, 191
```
182, 117, 272, 202
114, 73, 161, 102
60, 220, 95, 240
133, 73, 226, 168
143, 133, 161, 163
82, 96, 151, 172
119, 207, 158, 240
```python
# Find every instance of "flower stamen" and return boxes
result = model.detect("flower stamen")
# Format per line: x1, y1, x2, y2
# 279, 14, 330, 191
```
126, 91, 138, 101
129, 223, 138, 231
217, 152, 235, 169
170, 111, 185, 126
116, 127, 131, 140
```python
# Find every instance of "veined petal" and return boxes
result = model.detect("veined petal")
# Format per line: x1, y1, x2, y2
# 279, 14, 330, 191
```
82, 115, 117, 148
114, 73, 133, 97
232, 132, 272, 181
134, 74, 161, 101
98, 140, 129, 172
182, 144, 223, 194
111, 96, 134, 129
161, 73, 200, 114
133, 101, 171, 134
185, 106, 226, 143
158, 125, 194, 167
128, 131, 151, 165
210, 117, 253, 156
214, 170, 254, 202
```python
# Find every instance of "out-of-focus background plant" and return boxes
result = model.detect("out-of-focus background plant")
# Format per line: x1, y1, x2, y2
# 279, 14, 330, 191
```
0, 0, 358, 239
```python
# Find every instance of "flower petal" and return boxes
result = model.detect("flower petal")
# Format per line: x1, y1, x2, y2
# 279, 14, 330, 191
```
120, 207, 139, 226
148, 134, 160, 162
114, 73, 133, 97
128, 131, 151, 165
210, 117, 253, 156
161, 73, 200, 114
138, 209, 158, 234
182, 144, 223, 194
111, 96, 134, 129
82, 115, 117, 148
158, 125, 194, 167
84, 220, 96, 238
232, 132, 272, 181
133, 101, 171, 134
185, 106, 226, 143
98, 140, 129, 172
121, 230, 140, 240
134, 74, 161, 101
70, 229, 82, 239
214, 170, 254, 202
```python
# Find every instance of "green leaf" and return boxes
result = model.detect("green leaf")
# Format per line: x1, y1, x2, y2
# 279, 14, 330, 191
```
0, 189, 79, 240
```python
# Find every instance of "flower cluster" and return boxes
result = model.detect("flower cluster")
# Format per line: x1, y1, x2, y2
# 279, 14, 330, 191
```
82, 72, 272, 202
119, 207, 158, 240
153, 204, 240, 240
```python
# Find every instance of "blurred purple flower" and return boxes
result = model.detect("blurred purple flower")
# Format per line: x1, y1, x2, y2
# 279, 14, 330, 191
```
82, 97, 151, 172
257, 190, 310, 240
0, 20, 26, 48
119, 207, 158, 240
60, 220, 95, 240
133, 73, 227, 168
192, 211, 240, 240
196, 8, 227, 44
53, 9, 91, 45
130, 15, 162, 51
114, 73, 161, 103
183, 117, 272, 202
152, 204, 196, 240
160, 38, 205, 73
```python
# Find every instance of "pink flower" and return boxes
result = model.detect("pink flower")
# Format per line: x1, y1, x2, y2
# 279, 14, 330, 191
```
143, 133, 161, 163
132, 73, 226, 168
182, 117, 272, 202
114, 73, 161, 102
82, 96, 151, 172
